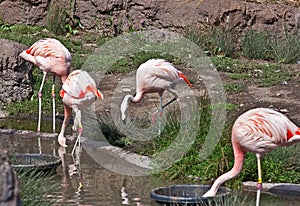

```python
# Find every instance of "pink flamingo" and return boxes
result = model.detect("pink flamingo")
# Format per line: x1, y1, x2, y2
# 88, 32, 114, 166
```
58, 69, 103, 154
19, 38, 71, 134
203, 108, 300, 205
120, 59, 192, 121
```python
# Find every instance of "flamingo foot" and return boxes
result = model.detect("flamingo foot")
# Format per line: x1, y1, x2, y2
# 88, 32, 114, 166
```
72, 125, 77, 131
58, 134, 68, 147
78, 127, 83, 134
150, 112, 157, 123
150, 110, 163, 124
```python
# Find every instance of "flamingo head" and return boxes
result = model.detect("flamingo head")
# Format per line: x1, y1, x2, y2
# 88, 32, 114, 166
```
58, 134, 67, 147
120, 94, 133, 121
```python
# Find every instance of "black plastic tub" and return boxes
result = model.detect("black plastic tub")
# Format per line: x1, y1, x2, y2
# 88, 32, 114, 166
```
9, 153, 61, 172
150, 184, 231, 205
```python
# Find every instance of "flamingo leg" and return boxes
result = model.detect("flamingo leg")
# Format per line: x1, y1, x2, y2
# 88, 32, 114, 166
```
71, 108, 82, 156
158, 95, 163, 134
256, 154, 262, 206
160, 89, 178, 112
161, 97, 176, 110
52, 75, 56, 134
37, 71, 47, 133
159, 95, 163, 111
150, 94, 177, 125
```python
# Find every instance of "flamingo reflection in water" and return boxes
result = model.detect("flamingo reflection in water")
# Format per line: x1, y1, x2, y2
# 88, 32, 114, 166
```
58, 146, 83, 199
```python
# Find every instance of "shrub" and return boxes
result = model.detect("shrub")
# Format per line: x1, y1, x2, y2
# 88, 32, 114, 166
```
211, 28, 236, 57
241, 30, 272, 60
46, 1, 67, 35
271, 34, 300, 64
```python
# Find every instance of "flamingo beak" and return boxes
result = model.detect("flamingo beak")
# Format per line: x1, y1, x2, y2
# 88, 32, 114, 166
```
98, 90, 104, 100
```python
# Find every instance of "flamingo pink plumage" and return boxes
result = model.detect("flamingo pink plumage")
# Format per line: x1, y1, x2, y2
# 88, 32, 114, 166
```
203, 108, 300, 204
19, 38, 71, 134
59, 70, 103, 153
120, 59, 192, 121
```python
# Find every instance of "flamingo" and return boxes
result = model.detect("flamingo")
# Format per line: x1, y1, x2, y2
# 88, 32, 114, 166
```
203, 108, 300, 205
19, 38, 71, 134
58, 69, 103, 154
120, 59, 192, 121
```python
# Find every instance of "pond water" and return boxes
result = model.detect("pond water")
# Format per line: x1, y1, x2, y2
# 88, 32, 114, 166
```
1, 119, 300, 206
0, 131, 162, 205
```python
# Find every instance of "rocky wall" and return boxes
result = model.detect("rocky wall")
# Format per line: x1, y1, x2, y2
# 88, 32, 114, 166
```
0, 0, 298, 36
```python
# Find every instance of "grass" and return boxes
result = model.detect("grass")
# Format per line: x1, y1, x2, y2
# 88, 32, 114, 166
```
224, 83, 244, 94
4, 69, 64, 116
183, 25, 237, 57
17, 169, 58, 205
0, 20, 299, 195
107, 51, 180, 74
241, 30, 272, 60
46, 1, 68, 35
210, 55, 294, 87
271, 34, 300, 64
143, 99, 300, 190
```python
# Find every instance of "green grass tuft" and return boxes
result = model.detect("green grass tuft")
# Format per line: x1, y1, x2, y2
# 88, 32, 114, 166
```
17, 170, 58, 206
241, 30, 272, 60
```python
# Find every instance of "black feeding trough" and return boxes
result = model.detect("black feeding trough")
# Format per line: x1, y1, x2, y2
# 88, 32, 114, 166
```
150, 184, 231, 205
9, 153, 62, 171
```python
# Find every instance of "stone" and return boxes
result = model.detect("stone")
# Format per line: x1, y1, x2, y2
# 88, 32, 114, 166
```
0, 110, 8, 119
0, 150, 22, 205
0, 0, 49, 26
0, 39, 34, 105
0, 0, 298, 38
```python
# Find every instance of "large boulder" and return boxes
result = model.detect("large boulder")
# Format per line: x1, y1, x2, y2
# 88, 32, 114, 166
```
0, 39, 34, 105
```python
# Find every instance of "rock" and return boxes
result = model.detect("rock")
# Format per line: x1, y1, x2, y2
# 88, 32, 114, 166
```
0, 39, 34, 105
243, 181, 300, 197
0, 150, 22, 205
0, 0, 298, 38
0, 0, 49, 26
0, 110, 8, 119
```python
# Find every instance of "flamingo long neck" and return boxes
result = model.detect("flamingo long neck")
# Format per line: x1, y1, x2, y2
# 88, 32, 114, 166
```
61, 75, 67, 84
60, 67, 72, 83
203, 139, 245, 197
120, 92, 143, 120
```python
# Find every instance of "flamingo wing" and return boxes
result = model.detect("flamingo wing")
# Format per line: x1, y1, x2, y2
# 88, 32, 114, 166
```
147, 59, 180, 81
62, 70, 103, 99
234, 108, 299, 154
136, 59, 183, 91
20, 38, 71, 76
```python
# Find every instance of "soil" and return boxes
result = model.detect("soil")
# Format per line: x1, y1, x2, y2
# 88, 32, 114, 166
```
221, 67, 300, 124
96, 63, 300, 129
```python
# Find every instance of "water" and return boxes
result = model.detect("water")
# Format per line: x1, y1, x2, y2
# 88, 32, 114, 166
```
1, 119, 300, 206
0, 131, 162, 205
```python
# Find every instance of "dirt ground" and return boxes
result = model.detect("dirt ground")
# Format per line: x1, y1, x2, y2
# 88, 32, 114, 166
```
95, 63, 300, 128
221, 66, 300, 124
